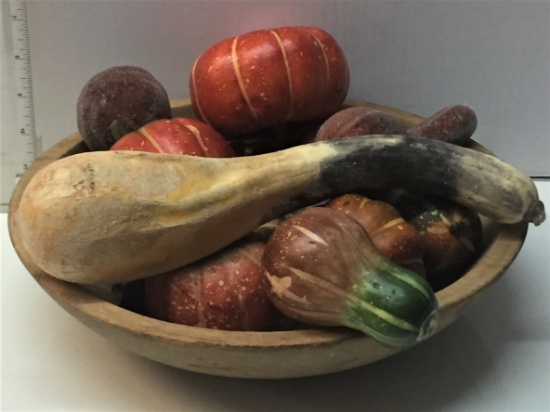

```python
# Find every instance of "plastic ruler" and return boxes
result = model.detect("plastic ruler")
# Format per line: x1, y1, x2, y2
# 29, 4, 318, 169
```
1, 0, 41, 212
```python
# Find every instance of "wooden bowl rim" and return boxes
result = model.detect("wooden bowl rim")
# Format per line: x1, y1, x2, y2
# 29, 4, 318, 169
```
7, 99, 528, 349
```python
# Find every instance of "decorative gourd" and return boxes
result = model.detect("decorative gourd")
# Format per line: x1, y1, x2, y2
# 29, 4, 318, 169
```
314, 106, 407, 141
315, 104, 477, 146
262, 207, 439, 349
144, 234, 275, 331
77, 66, 172, 151
190, 26, 349, 136
407, 105, 478, 146
383, 190, 483, 291
14, 135, 545, 285
110, 117, 234, 157
326, 194, 426, 276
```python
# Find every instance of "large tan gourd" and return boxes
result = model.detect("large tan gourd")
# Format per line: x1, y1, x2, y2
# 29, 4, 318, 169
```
13, 132, 544, 285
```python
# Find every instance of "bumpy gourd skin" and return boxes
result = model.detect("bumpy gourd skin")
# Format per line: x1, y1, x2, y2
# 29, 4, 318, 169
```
77, 65, 172, 151
262, 207, 439, 349
342, 257, 438, 348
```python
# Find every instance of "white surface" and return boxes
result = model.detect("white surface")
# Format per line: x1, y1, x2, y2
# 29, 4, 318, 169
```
1, 181, 549, 411
2, 0, 550, 210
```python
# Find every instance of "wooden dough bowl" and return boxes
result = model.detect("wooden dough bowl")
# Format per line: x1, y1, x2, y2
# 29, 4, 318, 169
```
8, 99, 527, 379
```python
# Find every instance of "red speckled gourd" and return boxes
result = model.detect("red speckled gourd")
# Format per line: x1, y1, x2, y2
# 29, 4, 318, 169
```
110, 117, 234, 157
190, 26, 349, 137
144, 234, 276, 331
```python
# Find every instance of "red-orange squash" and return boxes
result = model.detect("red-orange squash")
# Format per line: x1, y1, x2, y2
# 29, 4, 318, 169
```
189, 26, 349, 137
110, 117, 234, 157
144, 234, 276, 331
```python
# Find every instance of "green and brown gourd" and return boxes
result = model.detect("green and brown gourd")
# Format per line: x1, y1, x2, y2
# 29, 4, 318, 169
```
262, 207, 439, 349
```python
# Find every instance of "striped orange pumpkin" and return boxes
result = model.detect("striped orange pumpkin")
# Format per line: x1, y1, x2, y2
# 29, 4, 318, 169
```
110, 117, 234, 157
189, 26, 349, 137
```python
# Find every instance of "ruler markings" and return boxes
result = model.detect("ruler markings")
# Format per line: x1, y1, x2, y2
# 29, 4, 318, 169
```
2, 0, 42, 210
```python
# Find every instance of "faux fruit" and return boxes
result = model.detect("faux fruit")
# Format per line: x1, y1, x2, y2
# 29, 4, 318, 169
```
407, 105, 477, 146
383, 190, 483, 291
314, 106, 407, 141
190, 26, 349, 136
262, 207, 439, 348
326, 194, 426, 277
77, 66, 172, 151
144, 234, 275, 331
14, 135, 545, 284
110, 117, 234, 157
315, 103, 477, 147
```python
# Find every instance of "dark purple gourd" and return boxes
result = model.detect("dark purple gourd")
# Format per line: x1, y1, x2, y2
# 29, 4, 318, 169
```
77, 66, 172, 151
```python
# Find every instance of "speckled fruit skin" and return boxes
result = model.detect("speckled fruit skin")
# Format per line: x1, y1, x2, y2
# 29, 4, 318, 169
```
326, 194, 426, 277
144, 235, 276, 331
385, 191, 483, 291
407, 105, 478, 146
77, 66, 172, 151
406, 198, 483, 291
110, 117, 234, 157
190, 26, 349, 137
314, 106, 407, 142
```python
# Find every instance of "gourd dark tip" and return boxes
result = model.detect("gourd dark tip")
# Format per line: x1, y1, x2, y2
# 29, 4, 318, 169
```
525, 200, 546, 226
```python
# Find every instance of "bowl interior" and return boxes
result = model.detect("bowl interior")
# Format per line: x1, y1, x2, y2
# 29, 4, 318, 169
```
7, 99, 528, 378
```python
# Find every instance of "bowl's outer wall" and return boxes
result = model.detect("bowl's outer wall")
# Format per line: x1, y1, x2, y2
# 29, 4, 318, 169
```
7, 99, 528, 379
